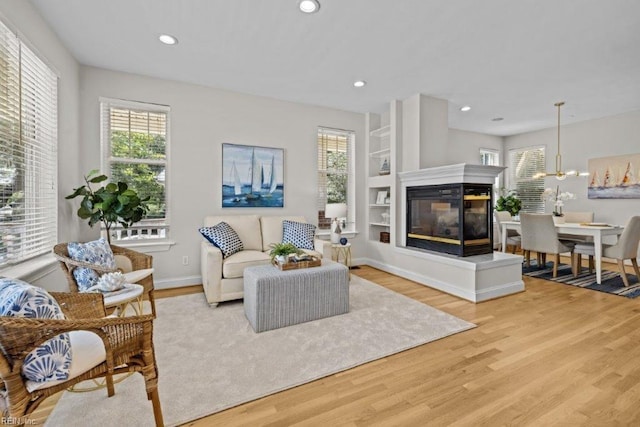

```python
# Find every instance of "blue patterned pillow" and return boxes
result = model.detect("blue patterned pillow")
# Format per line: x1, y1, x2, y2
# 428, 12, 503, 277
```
0, 278, 72, 383
199, 222, 244, 258
68, 238, 116, 292
282, 220, 316, 250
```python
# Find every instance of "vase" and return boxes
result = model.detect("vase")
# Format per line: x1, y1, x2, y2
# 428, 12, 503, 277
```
553, 216, 565, 225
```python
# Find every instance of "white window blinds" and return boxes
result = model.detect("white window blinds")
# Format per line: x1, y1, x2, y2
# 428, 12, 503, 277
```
0, 19, 57, 268
100, 98, 169, 241
508, 146, 545, 213
317, 128, 353, 229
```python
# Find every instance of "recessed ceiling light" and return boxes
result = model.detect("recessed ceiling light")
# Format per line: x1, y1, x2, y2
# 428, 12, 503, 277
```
492, 117, 504, 121
299, 0, 320, 13
158, 34, 178, 45
460, 105, 471, 112
353, 80, 366, 88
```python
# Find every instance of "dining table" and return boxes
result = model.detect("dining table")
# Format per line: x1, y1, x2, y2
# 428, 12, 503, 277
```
501, 220, 624, 284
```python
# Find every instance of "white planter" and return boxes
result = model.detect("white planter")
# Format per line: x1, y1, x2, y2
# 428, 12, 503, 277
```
553, 216, 565, 224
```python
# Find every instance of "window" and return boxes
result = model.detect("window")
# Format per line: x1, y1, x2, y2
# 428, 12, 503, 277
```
480, 148, 500, 195
508, 146, 546, 213
100, 98, 169, 241
0, 19, 58, 268
317, 127, 354, 230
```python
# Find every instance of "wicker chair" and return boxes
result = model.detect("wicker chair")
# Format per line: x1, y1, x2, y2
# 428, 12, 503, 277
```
53, 243, 156, 317
0, 292, 164, 426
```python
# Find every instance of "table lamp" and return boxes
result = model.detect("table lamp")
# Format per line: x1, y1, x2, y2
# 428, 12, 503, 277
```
325, 203, 347, 244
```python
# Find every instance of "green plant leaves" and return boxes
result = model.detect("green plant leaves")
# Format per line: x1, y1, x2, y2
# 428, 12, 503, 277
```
66, 170, 150, 242
88, 174, 108, 183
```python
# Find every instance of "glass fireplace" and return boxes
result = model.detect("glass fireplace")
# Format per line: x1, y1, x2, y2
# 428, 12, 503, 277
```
406, 183, 493, 256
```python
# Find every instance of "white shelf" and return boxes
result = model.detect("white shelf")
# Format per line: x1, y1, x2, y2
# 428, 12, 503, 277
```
370, 222, 391, 227
368, 175, 392, 187
369, 148, 391, 158
369, 125, 391, 138
369, 204, 391, 207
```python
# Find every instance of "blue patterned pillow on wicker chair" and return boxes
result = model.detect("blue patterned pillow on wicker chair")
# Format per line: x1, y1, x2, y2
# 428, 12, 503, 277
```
282, 220, 316, 250
68, 238, 116, 292
0, 278, 72, 383
199, 222, 244, 258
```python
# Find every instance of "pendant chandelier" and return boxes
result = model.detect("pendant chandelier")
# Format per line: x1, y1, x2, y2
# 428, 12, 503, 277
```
534, 101, 588, 180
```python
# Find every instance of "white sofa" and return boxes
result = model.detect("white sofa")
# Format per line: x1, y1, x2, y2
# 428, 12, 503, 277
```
200, 215, 332, 306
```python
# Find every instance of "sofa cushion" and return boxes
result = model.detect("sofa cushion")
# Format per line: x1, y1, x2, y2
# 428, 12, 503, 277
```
222, 250, 271, 279
199, 222, 244, 258
260, 216, 306, 252
204, 215, 262, 251
67, 238, 116, 291
0, 278, 72, 383
282, 220, 317, 250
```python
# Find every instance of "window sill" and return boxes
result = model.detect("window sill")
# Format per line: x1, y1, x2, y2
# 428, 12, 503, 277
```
112, 239, 176, 253
0, 253, 58, 282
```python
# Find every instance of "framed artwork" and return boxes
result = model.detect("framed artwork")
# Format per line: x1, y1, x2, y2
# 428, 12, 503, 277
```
588, 154, 640, 199
376, 190, 388, 204
222, 143, 284, 207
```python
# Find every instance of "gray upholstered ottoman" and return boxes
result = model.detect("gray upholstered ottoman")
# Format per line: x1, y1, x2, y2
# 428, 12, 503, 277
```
243, 260, 349, 332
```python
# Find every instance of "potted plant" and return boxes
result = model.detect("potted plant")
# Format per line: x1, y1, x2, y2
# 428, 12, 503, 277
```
66, 169, 149, 243
269, 242, 303, 264
541, 185, 576, 222
495, 189, 522, 218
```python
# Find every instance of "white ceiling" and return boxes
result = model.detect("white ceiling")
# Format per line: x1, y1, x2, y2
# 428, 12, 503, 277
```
31, 0, 640, 136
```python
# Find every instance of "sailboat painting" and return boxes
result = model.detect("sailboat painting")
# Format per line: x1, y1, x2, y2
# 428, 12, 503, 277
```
222, 143, 284, 207
588, 153, 640, 199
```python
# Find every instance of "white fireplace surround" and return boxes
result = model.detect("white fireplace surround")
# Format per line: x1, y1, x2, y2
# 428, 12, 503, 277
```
399, 163, 506, 247
370, 163, 525, 303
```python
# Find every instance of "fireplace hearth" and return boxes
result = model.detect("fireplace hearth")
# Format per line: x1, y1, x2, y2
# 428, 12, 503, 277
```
406, 183, 493, 256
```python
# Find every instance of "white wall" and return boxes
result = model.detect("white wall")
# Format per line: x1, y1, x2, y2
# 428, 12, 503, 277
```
79, 67, 366, 286
447, 128, 503, 164
504, 110, 640, 227
0, 0, 81, 290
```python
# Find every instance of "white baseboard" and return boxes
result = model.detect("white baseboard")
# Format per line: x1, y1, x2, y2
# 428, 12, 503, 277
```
154, 275, 202, 290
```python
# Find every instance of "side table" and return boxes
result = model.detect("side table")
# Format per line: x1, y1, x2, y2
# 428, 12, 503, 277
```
331, 243, 352, 278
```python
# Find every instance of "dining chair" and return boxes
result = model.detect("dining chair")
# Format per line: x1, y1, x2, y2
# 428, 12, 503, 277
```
562, 211, 595, 223
520, 213, 576, 278
573, 216, 640, 285
559, 211, 595, 244
495, 211, 520, 253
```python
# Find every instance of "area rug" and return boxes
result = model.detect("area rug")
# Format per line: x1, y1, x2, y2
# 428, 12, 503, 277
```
522, 260, 640, 298
46, 275, 475, 426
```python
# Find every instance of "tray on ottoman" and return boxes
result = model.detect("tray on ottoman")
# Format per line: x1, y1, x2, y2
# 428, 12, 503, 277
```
244, 261, 349, 333
273, 256, 321, 270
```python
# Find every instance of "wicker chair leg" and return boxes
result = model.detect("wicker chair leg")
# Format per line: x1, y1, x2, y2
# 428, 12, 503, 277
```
149, 388, 164, 427
106, 374, 115, 397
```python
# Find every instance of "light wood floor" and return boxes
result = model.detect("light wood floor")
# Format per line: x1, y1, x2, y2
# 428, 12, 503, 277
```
34, 262, 640, 426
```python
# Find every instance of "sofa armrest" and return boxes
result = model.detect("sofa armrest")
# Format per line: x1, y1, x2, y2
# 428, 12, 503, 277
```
201, 241, 223, 305
314, 238, 333, 260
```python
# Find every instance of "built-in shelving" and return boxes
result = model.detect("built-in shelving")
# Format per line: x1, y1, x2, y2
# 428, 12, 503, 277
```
365, 101, 401, 245
369, 148, 391, 158
369, 125, 391, 138
369, 222, 391, 227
